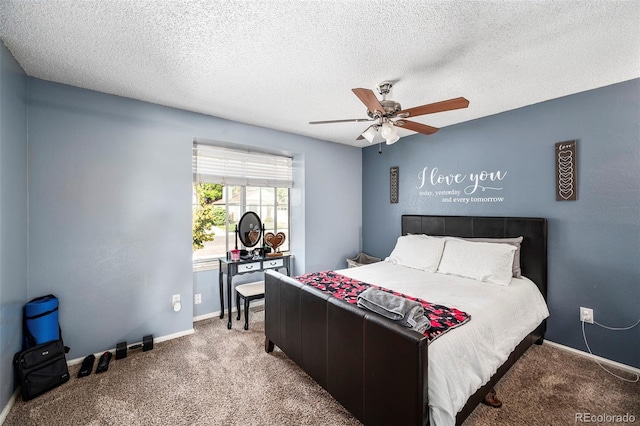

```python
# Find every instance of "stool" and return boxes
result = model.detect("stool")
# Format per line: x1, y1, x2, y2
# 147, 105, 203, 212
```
235, 281, 265, 330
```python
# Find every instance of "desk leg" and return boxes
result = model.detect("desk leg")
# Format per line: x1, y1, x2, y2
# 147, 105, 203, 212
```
227, 273, 233, 329
219, 269, 224, 319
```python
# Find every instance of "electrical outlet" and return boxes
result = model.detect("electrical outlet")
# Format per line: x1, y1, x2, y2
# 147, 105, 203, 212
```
580, 307, 594, 324
172, 294, 180, 305
195, 294, 202, 304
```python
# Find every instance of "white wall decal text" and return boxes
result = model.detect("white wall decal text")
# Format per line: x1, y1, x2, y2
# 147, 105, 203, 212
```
417, 166, 507, 203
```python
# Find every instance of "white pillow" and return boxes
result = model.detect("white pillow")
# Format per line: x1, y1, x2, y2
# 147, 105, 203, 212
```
437, 238, 517, 286
461, 236, 524, 278
385, 234, 445, 272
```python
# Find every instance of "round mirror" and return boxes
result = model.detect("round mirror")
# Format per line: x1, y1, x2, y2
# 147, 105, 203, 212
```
238, 211, 262, 248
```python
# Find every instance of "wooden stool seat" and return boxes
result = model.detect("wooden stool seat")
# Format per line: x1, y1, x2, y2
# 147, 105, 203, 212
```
235, 281, 265, 330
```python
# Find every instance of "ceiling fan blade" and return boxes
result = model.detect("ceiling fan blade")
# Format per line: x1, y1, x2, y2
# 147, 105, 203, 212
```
395, 120, 440, 135
398, 97, 469, 118
356, 134, 365, 140
309, 118, 373, 124
352, 88, 385, 116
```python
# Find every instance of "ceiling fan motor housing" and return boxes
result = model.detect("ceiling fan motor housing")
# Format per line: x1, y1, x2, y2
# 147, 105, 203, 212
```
367, 99, 402, 118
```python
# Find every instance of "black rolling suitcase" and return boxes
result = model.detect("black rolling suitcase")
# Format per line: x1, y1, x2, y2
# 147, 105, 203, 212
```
13, 339, 70, 401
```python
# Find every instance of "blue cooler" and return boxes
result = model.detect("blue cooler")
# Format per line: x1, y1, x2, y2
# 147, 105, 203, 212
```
24, 295, 60, 348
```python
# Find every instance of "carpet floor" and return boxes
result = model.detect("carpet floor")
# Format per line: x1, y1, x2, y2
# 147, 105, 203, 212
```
5, 310, 639, 425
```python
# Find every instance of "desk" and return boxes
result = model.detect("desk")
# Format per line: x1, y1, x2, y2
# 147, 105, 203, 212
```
218, 255, 291, 329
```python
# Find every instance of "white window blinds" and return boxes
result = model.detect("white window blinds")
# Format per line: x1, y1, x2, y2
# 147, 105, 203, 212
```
193, 143, 293, 188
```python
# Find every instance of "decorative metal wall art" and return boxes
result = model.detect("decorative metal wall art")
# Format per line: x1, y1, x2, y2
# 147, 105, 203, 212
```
555, 140, 577, 201
390, 166, 399, 203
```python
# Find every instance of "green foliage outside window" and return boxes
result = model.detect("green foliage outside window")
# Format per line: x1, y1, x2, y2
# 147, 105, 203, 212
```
277, 188, 288, 204
212, 207, 226, 226
193, 183, 224, 250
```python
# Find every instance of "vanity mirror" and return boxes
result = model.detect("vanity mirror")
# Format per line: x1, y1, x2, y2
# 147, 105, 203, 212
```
237, 211, 262, 249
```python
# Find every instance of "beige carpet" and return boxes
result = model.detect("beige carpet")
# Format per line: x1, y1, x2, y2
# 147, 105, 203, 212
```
5, 311, 639, 425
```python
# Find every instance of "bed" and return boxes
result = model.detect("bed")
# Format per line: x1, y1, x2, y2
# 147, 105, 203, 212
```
264, 215, 549, 425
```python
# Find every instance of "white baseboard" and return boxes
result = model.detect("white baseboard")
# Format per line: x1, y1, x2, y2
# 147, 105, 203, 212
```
193, 300, 264, 323
68, 303, 263, 366
68, 302, 266, 366
154, 328, 195, 345
0, 388, 20, 425
66, 328, 195, 366
193, 309, 227, 323
544, 340, 640, 375
193, 312, 220, 322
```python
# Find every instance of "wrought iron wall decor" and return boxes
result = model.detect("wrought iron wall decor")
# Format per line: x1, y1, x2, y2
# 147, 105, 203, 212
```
390, 166, 399, 203
555, 140, 577, 201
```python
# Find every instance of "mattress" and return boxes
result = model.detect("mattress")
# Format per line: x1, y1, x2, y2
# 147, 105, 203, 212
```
338, 261, 550, 426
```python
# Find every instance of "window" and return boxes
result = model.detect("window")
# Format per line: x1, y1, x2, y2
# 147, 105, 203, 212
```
192, 143, 292, 270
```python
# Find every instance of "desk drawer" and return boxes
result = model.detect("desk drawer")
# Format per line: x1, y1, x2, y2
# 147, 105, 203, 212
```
237, 262, 261, 273
263, 258, 284, 269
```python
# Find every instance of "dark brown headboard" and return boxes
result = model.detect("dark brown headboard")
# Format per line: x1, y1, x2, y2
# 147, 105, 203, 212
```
401, 215, 548, 300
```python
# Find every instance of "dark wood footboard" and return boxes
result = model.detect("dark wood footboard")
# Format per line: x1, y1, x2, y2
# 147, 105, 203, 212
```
265, 270, 429, 426
265, 269, 545, 426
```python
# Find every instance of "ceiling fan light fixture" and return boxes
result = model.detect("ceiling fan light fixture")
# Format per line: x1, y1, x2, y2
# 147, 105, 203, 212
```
362, 126, 378, 144
386, 134, 400, 145
380, 122, 397, 139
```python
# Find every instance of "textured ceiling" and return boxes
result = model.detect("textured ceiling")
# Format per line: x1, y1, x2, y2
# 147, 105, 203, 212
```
1, 1, 639, 147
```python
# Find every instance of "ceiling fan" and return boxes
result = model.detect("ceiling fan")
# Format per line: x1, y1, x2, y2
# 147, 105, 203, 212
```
309, 81, 469, 145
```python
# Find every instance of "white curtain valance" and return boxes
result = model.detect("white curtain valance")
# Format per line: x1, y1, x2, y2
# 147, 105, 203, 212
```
193, 143, 293, 188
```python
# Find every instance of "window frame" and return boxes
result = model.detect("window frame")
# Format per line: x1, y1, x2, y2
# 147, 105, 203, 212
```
192, 184, 290, 271
192, 142, 293, 272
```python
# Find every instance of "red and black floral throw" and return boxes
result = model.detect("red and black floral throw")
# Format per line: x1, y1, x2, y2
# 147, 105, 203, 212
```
295, 270, 471, 343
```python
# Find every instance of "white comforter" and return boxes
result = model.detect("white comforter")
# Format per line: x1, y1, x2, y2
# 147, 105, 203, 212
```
338, 261, 549, 426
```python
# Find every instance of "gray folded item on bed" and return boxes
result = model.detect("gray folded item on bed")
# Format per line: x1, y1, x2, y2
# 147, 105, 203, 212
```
357, 287, 431, 334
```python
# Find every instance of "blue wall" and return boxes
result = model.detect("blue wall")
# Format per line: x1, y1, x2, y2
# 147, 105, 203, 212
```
0, 43, 28, 412
27, 78, 362, 359
362, 79, 640, 368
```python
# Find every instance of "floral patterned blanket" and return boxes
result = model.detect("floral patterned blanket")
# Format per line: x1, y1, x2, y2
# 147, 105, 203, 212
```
295, 270, 471, 343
